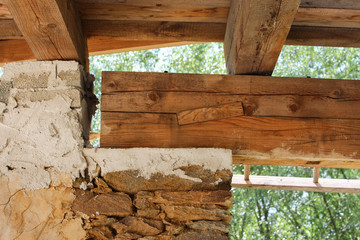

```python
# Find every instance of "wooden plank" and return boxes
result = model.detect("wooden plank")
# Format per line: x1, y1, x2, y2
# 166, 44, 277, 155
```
3, 0, 88, 66
300, 0, 360, 9
224, 0, 300, 75
88, 38, 195, 56
232, 155, 360, 169
232, 175, 360, 193
0, 40, 35, 66
243, 165, 251, 181
286, 26, 360, 48
101, 72, 360, 98
84, 20, 225, 42
75, 0, 230, 23
0, 2, 11, 19
177, 102, 244, 125
294, 8, 360, 29
313, 167, 321, 183
100, 112, 360, 160
0, 19, 22, 39
101, 92, 360, 119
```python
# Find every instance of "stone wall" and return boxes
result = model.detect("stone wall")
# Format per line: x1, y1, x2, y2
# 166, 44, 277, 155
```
0, 61, 233, 240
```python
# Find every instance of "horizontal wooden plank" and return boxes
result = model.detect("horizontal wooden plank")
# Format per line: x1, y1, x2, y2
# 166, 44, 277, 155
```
84, 20, 225, 42
0, 2, 11, 19
232, 175, 360, 193
0, 40, 35, 66
102, 92, 360, 119
299, 0, 360, 9
177, 102, 244, 125
101, 72, 360, 98
232, 155, 360, 169
0, 19, 22, 39
294, 8, 360, 29
100, 112, 360, 159
286, 26, 360, 48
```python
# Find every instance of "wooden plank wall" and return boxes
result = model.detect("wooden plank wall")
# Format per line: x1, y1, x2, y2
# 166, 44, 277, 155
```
100, 72, 360, 165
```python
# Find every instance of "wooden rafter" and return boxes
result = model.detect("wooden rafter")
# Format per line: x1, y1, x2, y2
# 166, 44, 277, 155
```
3, 0, 88, 66
224, 0, 300, 75
232, 175, 360, 193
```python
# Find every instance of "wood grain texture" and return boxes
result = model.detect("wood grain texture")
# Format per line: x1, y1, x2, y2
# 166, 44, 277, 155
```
232, 175, 360, 193
0, 2, 11, 19
286, 26, 360, 47
0, 19, 22, 39
177, 102, 244, 125
0, 40, 35, 66
100, 112, 360, 159
75, 0, 230, 23
224, 0, 300, 75
3, 0, 88, 65
102, 92, 360, 119
232, 155, 360, 169
294, 8, 360, 28
84, 20, 225, 42
101, 72, 360, 98
300, 0, 360, 9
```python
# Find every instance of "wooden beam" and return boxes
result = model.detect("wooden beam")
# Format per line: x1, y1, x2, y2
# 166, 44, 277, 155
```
224, 0, 300, 75
233, 155, 360, 169
300, 0, 360, 9
232, 175, 360, 193
286, 26, 360, 48
84, 20, 225, 42
0, 40, 35, 66
244, 165, 251, 181
3, 0, 88, 66
0, 19, 22, 39
0, 2, 11, 19
313, 167, 321, 183
294, 8, 360, 29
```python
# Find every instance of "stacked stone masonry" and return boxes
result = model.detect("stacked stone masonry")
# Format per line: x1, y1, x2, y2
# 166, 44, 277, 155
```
0, 61, 233, 239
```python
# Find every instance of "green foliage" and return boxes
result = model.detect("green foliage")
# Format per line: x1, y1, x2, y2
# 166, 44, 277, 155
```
89, 43, 360, 239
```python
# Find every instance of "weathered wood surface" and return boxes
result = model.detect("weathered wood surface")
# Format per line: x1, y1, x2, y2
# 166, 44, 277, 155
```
101, 72, 360, 160
0, 19, 22, 39
3, 0, 88, 66
224, 0, 300, 75
177, 102, 244, 125
294, 8, 360, 29
286, 26, 360, 48
84, 20, 225, 42
233, 155, 360, 169
232, 175, 360, 193
0, 40, 35, 66
101, 112, 360, 159
299, 0, 360, 9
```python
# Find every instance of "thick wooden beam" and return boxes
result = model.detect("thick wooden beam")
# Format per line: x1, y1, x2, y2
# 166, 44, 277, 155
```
224, 0, 300, 75
3, 0, 88, 66
0, 40, 35, 66
0, 2, 11, 19
286, 26, 360, 48
233, 155, 360, 169
0, 19, 22, 39
84, 20, 225, 42
300, 0, 360, 9
232, 175, 360, 193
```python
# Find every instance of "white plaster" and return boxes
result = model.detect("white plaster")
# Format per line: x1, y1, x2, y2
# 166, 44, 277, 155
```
3, 61, 56, 83
0, 95, 87, 190
83, 148, 233, 181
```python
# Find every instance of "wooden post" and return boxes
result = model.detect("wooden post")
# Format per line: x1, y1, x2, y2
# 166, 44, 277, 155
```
313, 167, 321, 183
244, 165, 251, 181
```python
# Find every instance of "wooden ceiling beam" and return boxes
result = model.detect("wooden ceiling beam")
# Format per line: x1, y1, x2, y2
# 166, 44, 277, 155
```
232, 175, 360, 193
224, 0, 301, 75
3, 0, 88, 66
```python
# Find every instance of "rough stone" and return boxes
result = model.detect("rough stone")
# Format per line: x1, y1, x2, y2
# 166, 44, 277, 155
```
137, 208, 162, 219
186, 221, 232, 233
120, 216, 164, 236
153, 190, 233, 208
92, 177, 113, 194
161, 205, 232, 223
174, 231, 228, 240
134, 191, 157, 209
87, 226, 113, 240
58, 70, 83, 88
0, 175, 85, 240
103, 167, 232, 194
14, 88, 83, 108
72, 192, 133, 217
0, 81, 12, 104
13, 72, 50, 89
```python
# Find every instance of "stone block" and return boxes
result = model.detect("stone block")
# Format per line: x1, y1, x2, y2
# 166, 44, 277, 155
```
186, 221, 231, 233
72, 192, 133, 217
161, 205, 232, 223
14, 89, 83, 108
0, 81, 12, 104
118, 216, 164, 236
